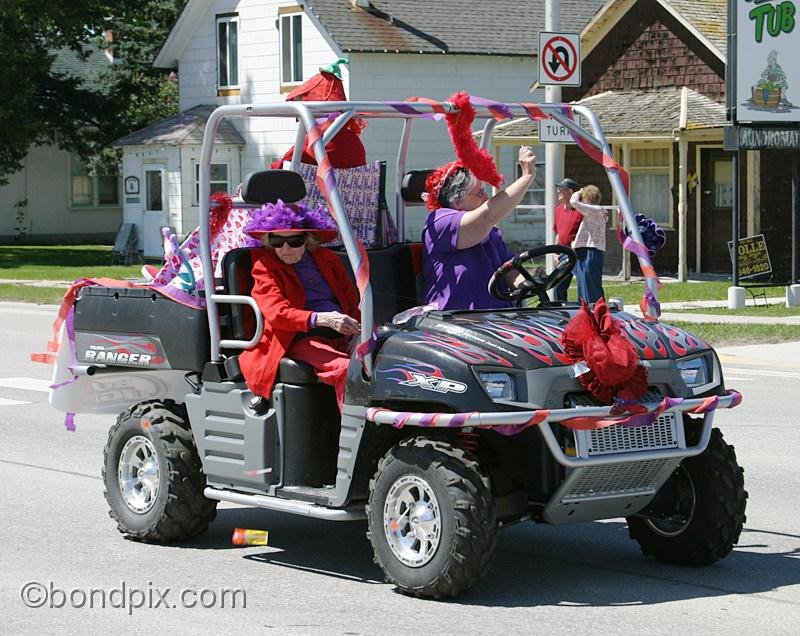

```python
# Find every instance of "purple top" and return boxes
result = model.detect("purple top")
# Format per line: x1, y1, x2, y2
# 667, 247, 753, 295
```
422, 208, 514, 310
294, 253, 341, 319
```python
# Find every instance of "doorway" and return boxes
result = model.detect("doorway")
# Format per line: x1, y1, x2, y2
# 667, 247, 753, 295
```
143, 165, 167, 258
700, 149, 734, 272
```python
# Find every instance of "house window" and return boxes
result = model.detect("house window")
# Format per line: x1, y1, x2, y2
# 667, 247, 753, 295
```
216, 14, 239, 89
628, 146, 672, 227
514, 144, 546, 208
194, 162, 230, 204
280, 13, 303, 85
70, 154, 120, 207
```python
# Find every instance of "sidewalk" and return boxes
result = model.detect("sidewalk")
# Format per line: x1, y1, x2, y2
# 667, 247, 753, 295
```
623, 296, 800, 325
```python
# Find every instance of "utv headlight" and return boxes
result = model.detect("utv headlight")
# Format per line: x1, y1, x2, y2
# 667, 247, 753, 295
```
676, 355, 711, 389
478, 372, 517, 401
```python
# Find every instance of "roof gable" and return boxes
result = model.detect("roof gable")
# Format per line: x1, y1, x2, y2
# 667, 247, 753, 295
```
51, 42, 113, 91
563, 0, 726, 103
154, 0, 213, 69
582, 0, 725, 62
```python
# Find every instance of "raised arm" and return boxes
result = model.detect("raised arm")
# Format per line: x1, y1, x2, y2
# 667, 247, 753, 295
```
570, 189, 607, 219
456, 147, 536, 250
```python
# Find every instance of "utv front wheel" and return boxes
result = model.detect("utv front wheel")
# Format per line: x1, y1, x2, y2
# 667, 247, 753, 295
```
102, 400, 217, 542
366, 438, 497, 599
627, 428, 747, 565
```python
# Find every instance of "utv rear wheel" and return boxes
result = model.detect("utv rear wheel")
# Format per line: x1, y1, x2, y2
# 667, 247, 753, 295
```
366, 438, 497, 599
103, 400, 217, 542
627, 428, 747, 565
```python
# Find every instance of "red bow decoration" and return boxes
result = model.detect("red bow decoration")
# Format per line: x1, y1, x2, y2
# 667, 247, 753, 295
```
561, 298, 648, 404
209, 191, 233, 241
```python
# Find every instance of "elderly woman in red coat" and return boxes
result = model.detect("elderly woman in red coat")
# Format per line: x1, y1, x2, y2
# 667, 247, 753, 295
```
238, 200, 360, 411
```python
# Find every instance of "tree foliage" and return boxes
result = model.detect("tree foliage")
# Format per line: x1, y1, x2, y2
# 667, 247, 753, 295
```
103, 1, 185, 139
0, 0, 185, 185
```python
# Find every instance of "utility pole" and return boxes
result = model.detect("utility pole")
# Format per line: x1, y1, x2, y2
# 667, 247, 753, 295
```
544, 0, 562, 248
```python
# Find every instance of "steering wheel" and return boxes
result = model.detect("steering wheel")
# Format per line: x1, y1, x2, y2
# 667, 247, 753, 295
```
488, 245, 577, 307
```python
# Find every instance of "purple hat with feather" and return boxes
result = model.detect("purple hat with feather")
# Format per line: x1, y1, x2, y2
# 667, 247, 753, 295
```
244, 199, 339, 243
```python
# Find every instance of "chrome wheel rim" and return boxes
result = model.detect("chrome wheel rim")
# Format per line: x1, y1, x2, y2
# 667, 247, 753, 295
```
118, 435, 160, 514
383, 475, 441, 567
645, 466, 696, 537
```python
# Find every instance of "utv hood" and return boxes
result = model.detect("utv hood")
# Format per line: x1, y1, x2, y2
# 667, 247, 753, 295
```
390, 307, 712, 371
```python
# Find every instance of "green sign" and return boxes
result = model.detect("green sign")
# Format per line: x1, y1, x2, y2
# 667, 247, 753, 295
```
733, 0, 799, 123
727, 234, 773, 279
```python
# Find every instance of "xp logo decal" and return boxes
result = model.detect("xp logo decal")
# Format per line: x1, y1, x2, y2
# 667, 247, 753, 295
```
400, 372, 467, 394
381, 363, 467, 394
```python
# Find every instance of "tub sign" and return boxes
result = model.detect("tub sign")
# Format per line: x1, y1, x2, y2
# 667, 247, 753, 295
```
734, 0, 800, 122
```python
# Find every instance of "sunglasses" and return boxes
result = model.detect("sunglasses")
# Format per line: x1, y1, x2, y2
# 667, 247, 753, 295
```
268, 233, 306, 248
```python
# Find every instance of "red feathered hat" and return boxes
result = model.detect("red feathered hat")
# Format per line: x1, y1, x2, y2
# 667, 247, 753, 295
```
423, 92, 504, 212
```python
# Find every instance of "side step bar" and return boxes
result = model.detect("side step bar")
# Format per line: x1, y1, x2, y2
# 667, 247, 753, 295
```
204, 487, 366, 521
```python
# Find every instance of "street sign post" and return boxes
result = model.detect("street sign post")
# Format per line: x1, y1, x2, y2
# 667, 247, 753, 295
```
539, 120, 576, 143
538, 32, 581, 87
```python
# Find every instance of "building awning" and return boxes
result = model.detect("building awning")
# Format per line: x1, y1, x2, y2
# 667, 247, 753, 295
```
486, 88, 728, 140
113, 105, 246, 146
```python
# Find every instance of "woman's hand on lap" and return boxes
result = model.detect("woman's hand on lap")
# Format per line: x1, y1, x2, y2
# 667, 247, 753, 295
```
317, 311, 360, 335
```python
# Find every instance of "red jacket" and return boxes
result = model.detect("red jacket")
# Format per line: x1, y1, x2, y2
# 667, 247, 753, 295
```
239, 248, 361, 398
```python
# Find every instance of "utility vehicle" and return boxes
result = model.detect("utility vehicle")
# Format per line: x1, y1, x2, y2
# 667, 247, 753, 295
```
47, 98, 746, 599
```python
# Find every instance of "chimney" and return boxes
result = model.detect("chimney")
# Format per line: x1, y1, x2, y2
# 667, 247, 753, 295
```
103, 30, 114, 62
350, 0, 371, 9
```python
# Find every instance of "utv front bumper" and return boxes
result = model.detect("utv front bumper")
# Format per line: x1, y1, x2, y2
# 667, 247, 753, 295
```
366, 390, 741, 523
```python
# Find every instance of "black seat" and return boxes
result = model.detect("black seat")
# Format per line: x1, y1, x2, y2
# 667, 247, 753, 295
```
240, 169, 307, 204
221, 247, 318, 385
401, 169, 435, 205
335, 243, 422, 325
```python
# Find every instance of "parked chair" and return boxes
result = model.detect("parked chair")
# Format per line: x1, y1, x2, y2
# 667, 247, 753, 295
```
111, 222, 141, 265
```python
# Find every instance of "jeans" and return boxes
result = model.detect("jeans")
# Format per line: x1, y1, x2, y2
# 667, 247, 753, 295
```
574, 247, 605, 303
552, 272, 573, 301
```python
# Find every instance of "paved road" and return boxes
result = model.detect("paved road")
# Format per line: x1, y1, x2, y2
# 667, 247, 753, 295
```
1, 302, 799, 634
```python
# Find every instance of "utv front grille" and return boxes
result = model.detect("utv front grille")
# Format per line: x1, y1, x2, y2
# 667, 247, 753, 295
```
563, 458, 672, 500
566, 389, 685, 457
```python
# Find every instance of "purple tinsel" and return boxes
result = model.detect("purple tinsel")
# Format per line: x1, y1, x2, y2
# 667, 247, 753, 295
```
244, 199, 336, 235
626, 213, 666, 256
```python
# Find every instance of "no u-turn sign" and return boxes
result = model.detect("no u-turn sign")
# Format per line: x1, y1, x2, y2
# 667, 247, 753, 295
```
538, 32, 581, 87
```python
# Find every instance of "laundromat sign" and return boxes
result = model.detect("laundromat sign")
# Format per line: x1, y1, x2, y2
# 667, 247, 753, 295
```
732, 0, 800, 123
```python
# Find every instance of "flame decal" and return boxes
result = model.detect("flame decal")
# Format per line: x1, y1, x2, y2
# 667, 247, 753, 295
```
406, 332, 513, 367
469, 315, 572, 365
379, 362, 445, 383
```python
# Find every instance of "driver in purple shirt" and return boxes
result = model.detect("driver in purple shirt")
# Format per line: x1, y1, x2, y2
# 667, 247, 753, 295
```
422, 145, 537, 310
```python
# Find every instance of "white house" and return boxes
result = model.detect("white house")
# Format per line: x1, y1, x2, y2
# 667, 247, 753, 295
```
0, 44, 122, 244
119, 0, 606, 256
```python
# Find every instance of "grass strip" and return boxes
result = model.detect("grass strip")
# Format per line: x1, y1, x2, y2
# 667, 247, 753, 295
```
666, 305, 800, 317
665, 320, 800, 347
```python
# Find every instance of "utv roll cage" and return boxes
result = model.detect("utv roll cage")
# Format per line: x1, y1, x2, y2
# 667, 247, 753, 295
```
197, 98, 660, 375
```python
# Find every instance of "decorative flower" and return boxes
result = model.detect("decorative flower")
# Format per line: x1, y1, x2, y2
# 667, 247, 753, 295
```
562, 298, 648, 404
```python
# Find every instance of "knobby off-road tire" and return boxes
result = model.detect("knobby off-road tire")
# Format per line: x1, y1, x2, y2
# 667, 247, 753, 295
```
627, 428, 747, 565
366, 438, 497, 599
102, 400, 217, 542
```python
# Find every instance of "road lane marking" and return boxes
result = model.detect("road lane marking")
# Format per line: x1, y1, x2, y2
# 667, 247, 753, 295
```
0, 397, 28, 406
0, 377, 51, 392
722, 367, 800, 379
